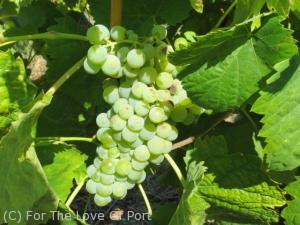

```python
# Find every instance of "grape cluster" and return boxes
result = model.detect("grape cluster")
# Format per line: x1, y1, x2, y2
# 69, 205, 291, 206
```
84, 24, 202, 207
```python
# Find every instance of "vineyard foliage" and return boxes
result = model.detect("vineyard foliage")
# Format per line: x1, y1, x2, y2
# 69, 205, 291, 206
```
0, 0, 300, 225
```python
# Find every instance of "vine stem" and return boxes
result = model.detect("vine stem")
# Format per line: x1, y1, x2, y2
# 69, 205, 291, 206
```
47, 57, 85, 95
241, 108, 258, 131
58, 202, 88, 225
36, 136, 94, 143
138, 184, 153, 217
65, 176, 88, 207
164, 153, 185, 186
213, 0, 237, 30
0, 31, 88, 46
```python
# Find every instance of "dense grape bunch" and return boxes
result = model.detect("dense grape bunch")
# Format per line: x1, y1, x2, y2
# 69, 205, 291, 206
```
84, 24, 202, 207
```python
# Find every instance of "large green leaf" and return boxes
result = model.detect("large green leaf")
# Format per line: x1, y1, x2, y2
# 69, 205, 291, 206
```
42, 144, 88, 202
0, 51, 36, 136
282, 178, 300, 224
169, 162, 209, 225
291, 0, 300, 18
0, 94, 58, 225
185, 136, 285, 224
170, 17, 297, 112
252, 56, 300, 171
266, 0, 290, 17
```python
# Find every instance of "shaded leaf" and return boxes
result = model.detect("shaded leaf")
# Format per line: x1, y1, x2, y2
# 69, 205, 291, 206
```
281, 200, 300, 225
252, 56, 300, 171
190, 0, 204, 13
267, 0, 290, 17
285, 177, 300, 199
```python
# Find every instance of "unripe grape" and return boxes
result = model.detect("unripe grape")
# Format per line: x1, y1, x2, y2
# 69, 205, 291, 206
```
126, 30, 139, 41
139, 67, 157, 85
87, 165, 97, 178
122, 126, 138, 142
142, 87, 157, 103
157, 90, 171, 102
183, 112, 195, 125
128, 169, 143, 182
102, 55, 121, 77
118, 140, 132, 153
86, 179, 97, 194
149, 154, 164, 165
103, 78, 118, 89
159, 59, 176, 72
132, 82, 147, 99
128, 95, 139, 107
103, 85, 119, 105
119, 81, 132, 98
84, 58, 101, 74
118, 103, 134, 120
108, 147, 120, 158
116, 159, 131, 176
156, 122, 172, 139
174, 37, 188, 50
101, 173, 115, 185
123, 64, 140, 78
117, 47, 130, 63
152, 25, 167, 40
110, 115, 126, 131
149, 107, 166, 123
96, 182, 113, 197
97, 129, 117, 148
86, 25, 110, 44
127, 115, 144, 131
147, 136, 166, 155
168, 125, 178, 141
87, 45, 108, 65
101, 159, 116, 174
133, 145, 150, 161
110, 25, 126, 41
93, 158, 102, 169
134, 101, 150, 117
96, 146, 109, 160
112, 182, 127, 199
113, 98, 128, 114
130, 136, 144, 148
131, 159, 148, 171
156, 72, 173, 89
184, 31, 197, 42
140, 121, 156, 141
170, 106, 188, 122
127, 49, 146, 69
94, 195, 112, 207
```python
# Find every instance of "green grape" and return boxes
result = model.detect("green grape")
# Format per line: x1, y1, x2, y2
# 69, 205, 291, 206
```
118, 103, 134, 120
87, 165, 97, 178
131, 159, 148, 171
132, 82, 147, 99
152, 25, 167, 40
134, 100, 150, 117
94, 158, 102, 169
112, 131, 122, 142
137, 170, 146, 183
125, 180, 135, 190
96, 128, 109, 139
120, 152, 131, 161
147, 136, 166, 155
156, 72, 173, 89
159, 101, 173, 116
170, 106, 188, 122
168, 125, 178, 141
112, 182, 127, 199
91, 171, 101, 182
110, 25, 126, 41
149, 154, 164, 165
156, 122, 172, 139
162, 140, 172, 153
142, 43, 155, 60
115, 174, 127, 182
106, 109, 114, 118
155, 43, 168, 59
98, 129, 117, 148
118, 140, 132, 153
130, 136, 144, 148
96, 113, 110, 128
102, 55, 121, 77
122, 126, 138, 142
112, 98, 128, 114
110, 115, 126, 131
156, 90, 171, 102
117, 47, 130, 63
101, 158, 116, 174
84, 58, 101, 74
133, 145, 150, 161
183, 112, 195, 125
86, 25, 110, 44
128, 168, 143, 182
116, 159, 132, 176
103, 85, 119, 105
94, 195, 112, 207
139, 67, 158, 85
101, 173, 115, 185
169, 79, 183, 95
86, 179, 97, 194
119, 81, 132, 98
149, 107, 166, 123
96, 146, 109, 160
103, 78, 118, 89
139, 121, 156, 141
128, 95, 139, 107
108, 146, 120, 158
123, 64, 140, 78
188, 104, 203, 115
126, 30, 138, 41
127, 49, 146, 69
96, 182, 113, 197
127, 115, 144, 131
87, 45, 108, 65
159, 59, 176, 73
142, 87, 157, 103
174, 37, 188, 50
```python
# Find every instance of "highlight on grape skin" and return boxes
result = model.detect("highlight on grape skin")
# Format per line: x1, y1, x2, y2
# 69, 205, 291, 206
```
83, 23, 202, 207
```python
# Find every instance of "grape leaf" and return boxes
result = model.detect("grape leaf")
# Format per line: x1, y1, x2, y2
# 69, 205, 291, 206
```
185, 136, 285, 224
0, 51, 36, 136
285, 177, 300, 199
252, 56, 300, 171
281, 200, 300, 225
291, 0, 300, 18
169, 161, 209, 225
190, 0, 204, 13
171, 17, 297, 112
0, 94, 58, 225
266, 0, 290, 17
41, 144, 87, 202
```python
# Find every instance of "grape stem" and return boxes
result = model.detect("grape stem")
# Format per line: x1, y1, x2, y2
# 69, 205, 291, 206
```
172, 136, 196, 151
47, 57, 85, 95
59, 202, 89, 225
164, 153, 185, 186
138, 184, 153, 217
65, 176, 88, 207
212, 0, 237, 30
241, 107, 258, 131
0, 31, 88, 46
110, 0, 122, 27
35, 136, 95, 144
